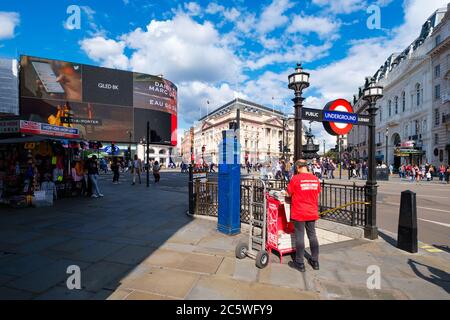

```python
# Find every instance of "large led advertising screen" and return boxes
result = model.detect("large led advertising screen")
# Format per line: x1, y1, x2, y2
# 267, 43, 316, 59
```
19, 55, 177, 145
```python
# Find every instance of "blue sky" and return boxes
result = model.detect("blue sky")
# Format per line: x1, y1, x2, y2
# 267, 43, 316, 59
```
0, 0, 447, 148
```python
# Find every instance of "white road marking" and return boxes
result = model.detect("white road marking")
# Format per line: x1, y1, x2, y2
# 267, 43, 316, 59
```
379, 201, 450, 214
379, 192, 448, 199
418, 218, 450, 228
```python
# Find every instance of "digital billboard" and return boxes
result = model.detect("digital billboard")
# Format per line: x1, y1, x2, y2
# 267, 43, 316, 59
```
19, 55, 177, 145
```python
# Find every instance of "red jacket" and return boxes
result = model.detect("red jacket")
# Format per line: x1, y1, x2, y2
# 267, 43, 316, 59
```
287, 173, 321, 222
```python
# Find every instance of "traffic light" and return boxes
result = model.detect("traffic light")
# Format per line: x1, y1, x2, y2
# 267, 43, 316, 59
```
278, 140, 283, 152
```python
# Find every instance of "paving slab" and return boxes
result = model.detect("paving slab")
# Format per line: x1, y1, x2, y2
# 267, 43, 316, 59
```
79, 261, 130, 292
258, 262, 306, 290
62, 241, 126, 263
0, 286, 34, 300
0, 254, 58, 277
33, 286, 94, 300
186, 276, 319, 300
119, 267, 200, 299
104, 245, 155, 266
6, 259, 90, 293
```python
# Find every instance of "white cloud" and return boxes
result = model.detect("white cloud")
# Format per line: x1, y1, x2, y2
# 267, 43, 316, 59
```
0, 12, 20, 40
287, 15, 341, 40
79, 36, 129, 70
205, 3, 224, 15
247, 42, 332, 70
311, 0, 367, 14
123, 14, 242, 83
256, 0, 294, 34
223, 7, 241, 22
178, 81, 244, 124
184, 2, 202, 17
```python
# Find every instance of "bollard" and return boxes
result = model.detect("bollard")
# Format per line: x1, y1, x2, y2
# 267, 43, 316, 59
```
397, 190, 418, 253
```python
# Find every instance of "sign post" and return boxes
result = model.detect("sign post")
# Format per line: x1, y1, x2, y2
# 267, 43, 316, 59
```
217, 130, 241, 235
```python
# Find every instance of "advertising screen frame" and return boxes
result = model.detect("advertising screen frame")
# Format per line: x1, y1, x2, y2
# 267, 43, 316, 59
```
18, 54, 178, 146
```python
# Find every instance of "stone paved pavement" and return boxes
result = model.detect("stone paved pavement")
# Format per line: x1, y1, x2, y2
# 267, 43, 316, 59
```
0, 172, 449, 300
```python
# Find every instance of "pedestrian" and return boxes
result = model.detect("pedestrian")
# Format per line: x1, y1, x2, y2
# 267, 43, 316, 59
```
111, 158, 120, 184
153, 160, 161, 183
446, 165, 450, 184
131, 155, 142, 185
286, 159, 321, 272
439, 165, 446, 182
87, 155, 103, 198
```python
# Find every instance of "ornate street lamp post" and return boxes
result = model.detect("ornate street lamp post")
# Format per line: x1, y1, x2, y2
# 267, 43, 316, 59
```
288, 63, 310, 162
362, 80, 383, 240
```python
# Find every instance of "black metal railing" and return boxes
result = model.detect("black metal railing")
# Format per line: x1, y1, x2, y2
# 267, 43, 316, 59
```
192, 178, 368, 227
319, 182, 367, 226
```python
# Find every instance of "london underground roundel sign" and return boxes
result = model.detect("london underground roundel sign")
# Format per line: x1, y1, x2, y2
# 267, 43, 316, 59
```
323, 99, 354, 136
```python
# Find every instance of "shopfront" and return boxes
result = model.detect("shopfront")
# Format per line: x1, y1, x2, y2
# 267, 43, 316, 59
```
394, 141, 426, 166
0, 119, 86, 208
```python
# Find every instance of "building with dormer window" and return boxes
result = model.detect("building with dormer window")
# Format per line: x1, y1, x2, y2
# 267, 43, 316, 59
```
348, 5, 449, 168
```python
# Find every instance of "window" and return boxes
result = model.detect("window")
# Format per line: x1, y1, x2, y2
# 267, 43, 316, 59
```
379, 107, 382, 122
435, 84, 441, 100
394, 96, 398, 114
388, 100, 392, 116
414, 120, 419, 135
435, 65, 441, 78
436, 34, 442, 47
402, 92, 406, 112
416, 84, 421, 106
435, 109, 440, 125
435, 133, 439, 145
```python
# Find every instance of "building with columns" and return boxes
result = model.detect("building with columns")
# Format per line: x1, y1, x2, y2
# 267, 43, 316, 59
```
182, 98, 308, 165
348, 5, 449, 168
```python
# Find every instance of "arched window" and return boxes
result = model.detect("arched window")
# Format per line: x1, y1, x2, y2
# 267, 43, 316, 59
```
416, 83, 421, 106
148, 148, 155, 154
402, 92, 406, 112
394, 96, 398, 114
388, 100, 392, 117
159, 149, 166, 155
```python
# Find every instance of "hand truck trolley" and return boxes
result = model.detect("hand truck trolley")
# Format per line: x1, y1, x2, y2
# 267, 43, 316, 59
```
235, 179, 269, 269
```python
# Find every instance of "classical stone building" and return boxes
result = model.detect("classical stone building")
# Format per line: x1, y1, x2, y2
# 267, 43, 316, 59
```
430, 4, 450, 166
182, 98, 307, 165
348, 5, 449, 168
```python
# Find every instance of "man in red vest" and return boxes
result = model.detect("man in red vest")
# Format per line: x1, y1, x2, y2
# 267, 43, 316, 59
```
287, 159, 321, 272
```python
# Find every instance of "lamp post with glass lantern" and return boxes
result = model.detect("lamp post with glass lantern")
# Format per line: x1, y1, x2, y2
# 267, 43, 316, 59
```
362, 79, 383, 240
288, 64, 310, 162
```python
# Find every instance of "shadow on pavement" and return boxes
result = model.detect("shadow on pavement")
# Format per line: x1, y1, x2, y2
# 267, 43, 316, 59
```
407, 259, 450, 294
377, 230, 397, 247
0, 172, 192, 300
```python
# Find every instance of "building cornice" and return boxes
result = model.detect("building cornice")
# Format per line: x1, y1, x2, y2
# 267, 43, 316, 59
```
428, 35, 450, 57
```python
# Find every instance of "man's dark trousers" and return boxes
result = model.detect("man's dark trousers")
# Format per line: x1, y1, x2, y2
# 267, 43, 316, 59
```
294, 220, 319, 264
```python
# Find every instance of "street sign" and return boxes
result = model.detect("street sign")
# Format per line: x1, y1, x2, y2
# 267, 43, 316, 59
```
301, 107, 371, 126
323, 99, 354, 136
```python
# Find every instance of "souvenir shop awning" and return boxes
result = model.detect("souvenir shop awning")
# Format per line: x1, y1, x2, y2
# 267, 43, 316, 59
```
0, 119, 80, 139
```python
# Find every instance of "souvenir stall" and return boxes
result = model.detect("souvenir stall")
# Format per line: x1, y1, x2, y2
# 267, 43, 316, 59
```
0, 119, 83, 207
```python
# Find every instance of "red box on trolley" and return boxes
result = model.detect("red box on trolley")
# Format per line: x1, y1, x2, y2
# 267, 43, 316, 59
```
266, 193, 295, 263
